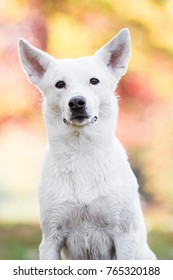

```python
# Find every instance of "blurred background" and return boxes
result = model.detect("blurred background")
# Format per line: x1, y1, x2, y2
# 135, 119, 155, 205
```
0, 0, 173, 259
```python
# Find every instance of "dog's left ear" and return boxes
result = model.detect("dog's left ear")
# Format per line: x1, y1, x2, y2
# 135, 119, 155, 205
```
95, 28, 131, 81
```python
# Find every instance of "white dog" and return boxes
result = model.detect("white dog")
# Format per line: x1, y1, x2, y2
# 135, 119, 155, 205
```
18, 28, 156, 260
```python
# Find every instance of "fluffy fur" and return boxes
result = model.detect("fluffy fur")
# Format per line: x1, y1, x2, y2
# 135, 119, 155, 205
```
18, 28, 156, 260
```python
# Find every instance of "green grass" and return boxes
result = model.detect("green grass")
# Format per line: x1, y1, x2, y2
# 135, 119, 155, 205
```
0, 224, 41, 260
148, 231, 173, 260
0, 224, 172, 259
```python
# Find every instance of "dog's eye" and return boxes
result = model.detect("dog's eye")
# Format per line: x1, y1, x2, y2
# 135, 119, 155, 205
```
55, 81, 66, 89
90, 78, 100, 85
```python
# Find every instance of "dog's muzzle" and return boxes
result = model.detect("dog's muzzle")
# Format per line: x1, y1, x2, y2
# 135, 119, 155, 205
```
63, 95, 97, 125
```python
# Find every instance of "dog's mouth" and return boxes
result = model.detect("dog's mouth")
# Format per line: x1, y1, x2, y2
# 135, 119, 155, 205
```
71, 113, 90, 122
63, 114, 97, 126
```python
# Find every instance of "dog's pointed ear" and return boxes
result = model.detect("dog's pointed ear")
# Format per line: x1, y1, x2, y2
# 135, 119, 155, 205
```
18, 39, 52, 85
95, 28, 131, 81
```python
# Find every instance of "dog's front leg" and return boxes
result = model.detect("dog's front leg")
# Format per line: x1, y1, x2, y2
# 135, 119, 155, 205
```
39, 234, 63, 260
113, 230, 137, 260
39, 217, 64, 260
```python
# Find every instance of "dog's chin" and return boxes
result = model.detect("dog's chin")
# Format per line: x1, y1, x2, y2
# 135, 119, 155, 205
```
63, 115, 97, 126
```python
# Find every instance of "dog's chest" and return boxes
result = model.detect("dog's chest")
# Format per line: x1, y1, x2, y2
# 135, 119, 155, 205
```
60, 199, 116, 259
40, 145, 130, 259
47, 145, 120, 204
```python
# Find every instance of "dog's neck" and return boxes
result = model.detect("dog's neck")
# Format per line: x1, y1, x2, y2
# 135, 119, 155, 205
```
44, 115, 116, 155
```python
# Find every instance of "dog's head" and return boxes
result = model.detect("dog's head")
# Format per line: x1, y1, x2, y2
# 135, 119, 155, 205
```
18, 29, 131, 129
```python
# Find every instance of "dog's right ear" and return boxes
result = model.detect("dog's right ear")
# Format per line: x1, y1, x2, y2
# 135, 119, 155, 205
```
18, 39, 52, 86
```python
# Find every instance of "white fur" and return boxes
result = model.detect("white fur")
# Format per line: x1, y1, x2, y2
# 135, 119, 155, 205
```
18, 29, 156, 260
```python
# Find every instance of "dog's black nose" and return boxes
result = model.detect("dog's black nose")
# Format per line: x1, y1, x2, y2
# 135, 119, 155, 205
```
68, 96, 86, 110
